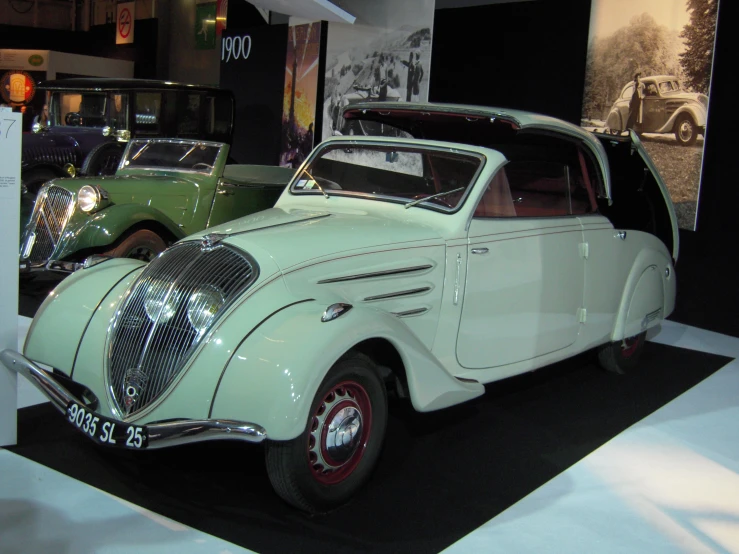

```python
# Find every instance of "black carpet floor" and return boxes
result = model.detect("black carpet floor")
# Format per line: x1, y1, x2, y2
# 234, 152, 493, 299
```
9, 343, 731, 554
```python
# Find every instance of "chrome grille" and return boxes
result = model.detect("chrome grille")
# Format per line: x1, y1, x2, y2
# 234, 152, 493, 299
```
23, 146, 80, 167
107, 241, 258, 417
22, 185, 75, 264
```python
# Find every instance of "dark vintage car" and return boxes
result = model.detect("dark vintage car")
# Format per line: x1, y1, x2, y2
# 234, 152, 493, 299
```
21, 78, 235, 218
605, 75, 708, 146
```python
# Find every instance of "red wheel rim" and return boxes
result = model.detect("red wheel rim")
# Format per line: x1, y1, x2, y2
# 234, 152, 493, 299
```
621, 334, 642, 358
308, 380, 372, 485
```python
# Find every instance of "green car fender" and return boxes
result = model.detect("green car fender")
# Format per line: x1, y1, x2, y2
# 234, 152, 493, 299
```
23, 258, 146, 373
209, 301, 484, 441
55, 204, 186, 260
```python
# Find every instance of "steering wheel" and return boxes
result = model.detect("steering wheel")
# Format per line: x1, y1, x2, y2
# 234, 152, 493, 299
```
65, 112, 82, 126
191, 163, 214, 171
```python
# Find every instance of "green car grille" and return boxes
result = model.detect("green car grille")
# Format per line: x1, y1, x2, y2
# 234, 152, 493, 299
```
23, 185, 75, 264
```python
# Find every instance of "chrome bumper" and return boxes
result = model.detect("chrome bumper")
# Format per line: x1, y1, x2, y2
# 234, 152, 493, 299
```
0, 349, 267, 447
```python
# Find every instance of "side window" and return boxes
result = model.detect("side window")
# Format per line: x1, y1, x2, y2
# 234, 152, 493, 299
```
204, 95, 233, 137
474, 159, 596, 219
109, 93, 129, 130
621, 84, 634, 99
134, 92, 162, 135
178, 93, 201, 136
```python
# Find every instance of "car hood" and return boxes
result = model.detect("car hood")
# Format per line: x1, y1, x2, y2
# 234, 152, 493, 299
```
49, 173, 200, 193
187, 207, 444, 272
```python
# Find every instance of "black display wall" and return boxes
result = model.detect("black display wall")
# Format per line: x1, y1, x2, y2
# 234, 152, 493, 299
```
429, 0, 592, 125
0, 20, 159, 79
219, 25, 288, 165
693, 0, 736, 236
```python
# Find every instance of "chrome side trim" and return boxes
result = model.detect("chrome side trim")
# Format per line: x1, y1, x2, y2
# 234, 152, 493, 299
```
391, 307, 428, 317
317, 264, 433, 284
0, 350, 266, 447
363, 287, 431, 302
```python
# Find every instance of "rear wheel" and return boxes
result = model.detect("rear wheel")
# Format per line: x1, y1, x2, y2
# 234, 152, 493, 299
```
674, 113, 698, 146
265, 352, 388, 513
103, 229, 167, 262
597, 331, 647, 374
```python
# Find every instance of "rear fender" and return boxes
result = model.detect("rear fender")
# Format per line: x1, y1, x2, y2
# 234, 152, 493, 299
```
611, 248, 674, 341
55, 204, 185, 260
210, 302, 484, 441
23, 258, 145, 373
606, 109, 623, 131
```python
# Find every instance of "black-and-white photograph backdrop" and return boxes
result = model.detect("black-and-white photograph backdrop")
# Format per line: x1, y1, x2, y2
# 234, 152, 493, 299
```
321, 0, 434, 141
581, 0, 719, 230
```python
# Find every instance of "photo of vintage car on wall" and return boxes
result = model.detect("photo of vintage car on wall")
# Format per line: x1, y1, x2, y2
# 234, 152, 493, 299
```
3, 102, 679, 513
19, 138, 293, 273
604, 75, 707, 146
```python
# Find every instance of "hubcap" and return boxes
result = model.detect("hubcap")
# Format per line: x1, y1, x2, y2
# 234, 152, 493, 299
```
621, 334, 641, 358
308, 381, 372, 485
679, 120, 693, 142
127, 246, 157, 262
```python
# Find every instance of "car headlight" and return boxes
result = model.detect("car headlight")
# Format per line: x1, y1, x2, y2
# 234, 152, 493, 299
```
78, 184, 108, 213
187, 285, 225, 336
143, 284, 181, 324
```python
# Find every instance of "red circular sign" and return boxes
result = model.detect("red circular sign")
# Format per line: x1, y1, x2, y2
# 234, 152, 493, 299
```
0, 71, 36, 106
119, 8, 132, 39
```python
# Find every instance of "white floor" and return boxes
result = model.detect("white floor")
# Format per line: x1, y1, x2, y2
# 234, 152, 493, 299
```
3, 318, 739, 553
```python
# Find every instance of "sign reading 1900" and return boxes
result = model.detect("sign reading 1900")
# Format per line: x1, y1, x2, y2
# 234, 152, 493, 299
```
222, 35, 252, 63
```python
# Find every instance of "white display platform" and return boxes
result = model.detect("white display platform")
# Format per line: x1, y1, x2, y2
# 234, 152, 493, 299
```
0, 110, 21, 447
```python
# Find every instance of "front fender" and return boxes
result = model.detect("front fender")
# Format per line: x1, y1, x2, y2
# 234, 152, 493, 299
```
23, 258, 146, 373
55, 204, 186, 260
656, 104, 707, 133
210, 302, 484, 441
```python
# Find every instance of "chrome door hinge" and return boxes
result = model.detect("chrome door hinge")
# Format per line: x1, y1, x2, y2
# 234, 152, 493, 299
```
579, 242, 589, 259
577, 307, 587, 323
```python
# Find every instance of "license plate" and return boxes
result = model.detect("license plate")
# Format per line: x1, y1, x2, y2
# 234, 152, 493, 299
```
65, 401, 148, 449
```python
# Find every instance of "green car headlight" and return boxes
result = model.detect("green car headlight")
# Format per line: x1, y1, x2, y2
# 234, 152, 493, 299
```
143, 285, 181, 324
78, 184, 107, 213
187, 285, 225, 336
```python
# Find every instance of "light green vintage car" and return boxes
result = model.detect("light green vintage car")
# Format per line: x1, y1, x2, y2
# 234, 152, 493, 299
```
19, 138, 293, 272
2, 103, 678, 513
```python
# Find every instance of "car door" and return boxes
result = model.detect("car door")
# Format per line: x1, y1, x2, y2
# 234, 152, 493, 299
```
207, 166, 293, 228
456, 162, 586, 369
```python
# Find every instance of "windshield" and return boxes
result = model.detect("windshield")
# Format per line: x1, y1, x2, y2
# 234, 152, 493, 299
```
291, 143, 482, 212
121, 139, 222, 174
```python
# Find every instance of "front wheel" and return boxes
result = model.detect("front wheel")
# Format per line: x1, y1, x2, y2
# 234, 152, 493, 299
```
265, 352, 388, 513
103, 229, 167, 262
597, 331, 647, 374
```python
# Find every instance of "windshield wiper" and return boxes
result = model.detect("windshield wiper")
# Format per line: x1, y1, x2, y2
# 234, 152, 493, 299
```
300, 168, 329, 199
131, 142, 150, 161
404, 186, 466, 209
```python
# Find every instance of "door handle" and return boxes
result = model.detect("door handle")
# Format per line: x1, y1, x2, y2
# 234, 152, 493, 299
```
471, 247, 489, 254
614, 231, 627, 240
217, 189, 234, 196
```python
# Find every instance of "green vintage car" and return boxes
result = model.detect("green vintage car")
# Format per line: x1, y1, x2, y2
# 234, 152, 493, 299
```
19, 138, 294, 272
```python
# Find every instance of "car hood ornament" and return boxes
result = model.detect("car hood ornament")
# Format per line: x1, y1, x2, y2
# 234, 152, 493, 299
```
200, 233, 228, 252
122, 367, 149, 416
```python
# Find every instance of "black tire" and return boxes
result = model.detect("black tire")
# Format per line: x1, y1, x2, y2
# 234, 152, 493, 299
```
81, 142, 126, 176
22, 167, 58, 196
597, 331, 647, 374
674, 113, 698, 146
103, 229, 167, 262
265, 352, 388, 513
